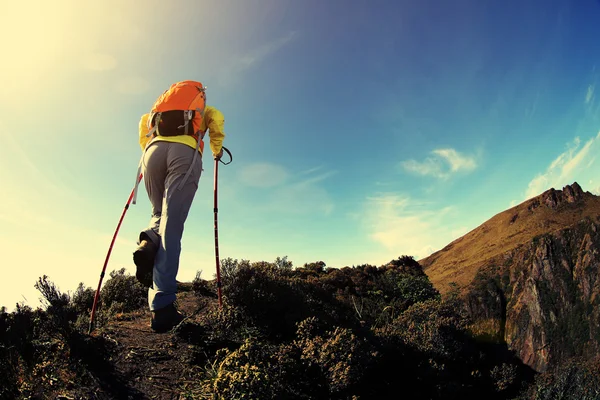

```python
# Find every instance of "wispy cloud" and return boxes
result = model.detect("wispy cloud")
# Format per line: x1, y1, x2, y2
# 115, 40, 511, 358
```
0, 207, 54, 227
402, 158, 443, 178
524, 132, 600, 200
401, 148, 477, 179
275, 169, 337, 215
296, 170, 337, 186
272, 182, 334, 216
239, 163, 289, 188
238, 162, 336, 190
586, 84, 595, 104
434, 149, 477, 172
525, 90, 540, 119
272, 168, 336, 216
237, 162, 336, 215
363, 193, 461, 260
298, 166, 325, 176
218, 31, 298, 86
2, 133, 41, 175
0, 131, 79, 200
239, 31, 297, 69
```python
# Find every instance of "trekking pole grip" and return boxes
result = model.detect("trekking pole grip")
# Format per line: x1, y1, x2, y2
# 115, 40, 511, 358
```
218, 147, 232, 165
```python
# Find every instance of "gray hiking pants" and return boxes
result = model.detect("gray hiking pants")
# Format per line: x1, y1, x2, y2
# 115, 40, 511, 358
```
139, 141, 202, 311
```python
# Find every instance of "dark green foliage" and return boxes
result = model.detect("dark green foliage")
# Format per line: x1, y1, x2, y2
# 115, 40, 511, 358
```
71, 282, 95, 316
388, 255, 427, 275
34, 275, 77, 339
516, 357, 600, 400
197, 304, 260, 345
372, 296, 532, 399
192, 270, 217, 298
294, 317, 375, 398
467, 267, 508, 342
0, 271, 147, 398
396, 274, 441, 304
99, 268, 147, 313
0, 256, 545, 399
223, 259, 352, 340
311, 257, 441, 327
381, 297, 471, 360
491, 363, 519, 393
201, 317, 375, 400
198, 256, 531, 399
219, 257, 247, 287
35, 275, 71, 309
209, 339, 280, 399
274, 255, 293, 270
0, 303, 45, 398
470, 267, 504, 309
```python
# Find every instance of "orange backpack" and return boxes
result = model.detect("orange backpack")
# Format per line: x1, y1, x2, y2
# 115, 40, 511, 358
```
147, 80, 207, 137
133, 81, 207, 204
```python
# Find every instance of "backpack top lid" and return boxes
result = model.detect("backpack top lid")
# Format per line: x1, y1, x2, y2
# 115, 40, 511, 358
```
152, 80, 206, 113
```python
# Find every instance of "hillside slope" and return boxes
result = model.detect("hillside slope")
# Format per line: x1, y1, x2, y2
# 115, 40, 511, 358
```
420, 183, 600, 372
420, 183, 600, 293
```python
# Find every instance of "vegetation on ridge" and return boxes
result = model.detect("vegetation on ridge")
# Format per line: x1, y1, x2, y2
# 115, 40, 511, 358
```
1, 256, 598, 399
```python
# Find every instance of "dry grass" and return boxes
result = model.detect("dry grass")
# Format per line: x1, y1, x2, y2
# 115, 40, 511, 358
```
420, 185, 600, 294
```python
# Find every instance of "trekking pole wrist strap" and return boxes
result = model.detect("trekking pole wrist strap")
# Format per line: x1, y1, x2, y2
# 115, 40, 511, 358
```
218, 147, 233, 165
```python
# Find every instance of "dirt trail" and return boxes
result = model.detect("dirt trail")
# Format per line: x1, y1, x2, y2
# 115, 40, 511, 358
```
92, 290, 214, 399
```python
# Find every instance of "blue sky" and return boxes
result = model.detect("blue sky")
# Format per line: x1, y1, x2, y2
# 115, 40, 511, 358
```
2, 0, 600, 309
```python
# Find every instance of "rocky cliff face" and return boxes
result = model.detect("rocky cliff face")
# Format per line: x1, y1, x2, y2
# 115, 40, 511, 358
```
466, 216, 600, 372
421, 183, 600, 372
528, 181, 585, 210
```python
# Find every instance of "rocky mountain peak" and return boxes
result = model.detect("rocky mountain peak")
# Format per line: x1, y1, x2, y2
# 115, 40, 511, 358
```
531, 182, 585, 211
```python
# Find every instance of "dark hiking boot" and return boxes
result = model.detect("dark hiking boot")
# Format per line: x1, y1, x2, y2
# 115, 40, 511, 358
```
133, 239, 157, 288
151, 303, 185, 333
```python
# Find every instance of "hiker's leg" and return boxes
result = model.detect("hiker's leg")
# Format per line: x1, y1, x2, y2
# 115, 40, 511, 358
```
148, 143, 202, 310
140, 143, 168, 247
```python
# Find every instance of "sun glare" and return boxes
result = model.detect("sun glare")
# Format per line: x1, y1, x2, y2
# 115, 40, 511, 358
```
0, 3, 73, 101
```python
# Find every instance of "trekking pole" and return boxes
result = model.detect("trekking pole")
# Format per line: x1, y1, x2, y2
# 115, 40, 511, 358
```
88, 173, 143, 334
214, 147, 232, 308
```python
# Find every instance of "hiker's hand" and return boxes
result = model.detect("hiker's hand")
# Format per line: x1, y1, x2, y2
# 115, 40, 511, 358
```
214, 149, 223, 160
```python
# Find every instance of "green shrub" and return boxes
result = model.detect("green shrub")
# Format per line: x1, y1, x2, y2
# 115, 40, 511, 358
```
516, 356, 600, 400
209, 339, 278, 400
396, 274, 441, 305
197, 304, 259, 345
71, 282, 95, 315
99, 268, 146, 313
490, 363, 519, 393
274, 255, 293, 270
309, 257, 439, 327
295, 317, 375, 397
383, 297, 470, 359
192, 270, 217, 298
35, 276, 78, 338
0, 303, 40, 399
206, 333, 330, 399
223, 261, 351, 340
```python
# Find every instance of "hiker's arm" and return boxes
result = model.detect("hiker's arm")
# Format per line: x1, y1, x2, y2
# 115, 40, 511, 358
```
204, 107, 225, 156
138, 113, 153, 151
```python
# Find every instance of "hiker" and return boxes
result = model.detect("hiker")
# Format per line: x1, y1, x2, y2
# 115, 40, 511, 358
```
133, 81, 225, 333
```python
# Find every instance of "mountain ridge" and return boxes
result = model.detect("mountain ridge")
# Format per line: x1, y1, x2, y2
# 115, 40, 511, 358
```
420, 182, 600, 294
